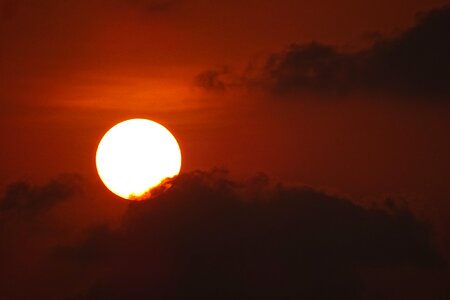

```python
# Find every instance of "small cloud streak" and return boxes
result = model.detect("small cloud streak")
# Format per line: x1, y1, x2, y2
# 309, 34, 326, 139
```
194, 66, 233, 93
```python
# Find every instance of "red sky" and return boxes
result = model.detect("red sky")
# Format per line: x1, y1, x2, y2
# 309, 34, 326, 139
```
2, 0, 450, 214
1, 1, 450, 298
1, 0, 448, 184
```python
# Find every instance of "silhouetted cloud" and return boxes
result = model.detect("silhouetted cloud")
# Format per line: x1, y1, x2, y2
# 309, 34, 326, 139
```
52, 170, 443, 299
264, 43, 355, 95
268, 5, 450, 98
196, 5, 450, 100
0, 174, 87, 299
0, 174, 82, 217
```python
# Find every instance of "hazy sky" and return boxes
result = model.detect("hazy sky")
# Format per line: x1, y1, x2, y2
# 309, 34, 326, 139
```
1, 1, 450, 298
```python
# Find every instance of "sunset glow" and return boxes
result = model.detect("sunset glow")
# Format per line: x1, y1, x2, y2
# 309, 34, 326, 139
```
2, 1, 450, 298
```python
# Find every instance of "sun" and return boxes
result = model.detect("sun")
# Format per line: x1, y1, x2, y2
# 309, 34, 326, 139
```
96, 119, 182, 200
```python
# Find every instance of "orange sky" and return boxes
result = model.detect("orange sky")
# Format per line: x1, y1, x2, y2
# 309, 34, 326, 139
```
2, 1, 450, 298
1, 0, 449, 202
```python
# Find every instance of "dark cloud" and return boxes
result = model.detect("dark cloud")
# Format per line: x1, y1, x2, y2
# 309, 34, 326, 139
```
0, 174, 85, 299
0, 174, 82, 217
197, 5, 450, 100
50, 170, 444, 299
264, 43, 356, 95
267, 5, 450, 98
54, 225, 118, 264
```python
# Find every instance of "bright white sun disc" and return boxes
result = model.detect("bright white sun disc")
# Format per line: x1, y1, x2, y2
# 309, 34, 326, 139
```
96, 119, 182, 200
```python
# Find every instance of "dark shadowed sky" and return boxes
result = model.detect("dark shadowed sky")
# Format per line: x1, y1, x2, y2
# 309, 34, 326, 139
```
1, 0, 450, 298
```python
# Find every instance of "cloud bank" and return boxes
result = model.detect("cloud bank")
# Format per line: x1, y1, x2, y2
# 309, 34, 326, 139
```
0, 171, 448, 298
197, 5, 450, 100
49, 170, 443, 299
